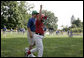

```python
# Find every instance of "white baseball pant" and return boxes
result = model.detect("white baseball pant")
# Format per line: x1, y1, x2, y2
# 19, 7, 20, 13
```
30, 33, 44, 57
27, 31, 35, 45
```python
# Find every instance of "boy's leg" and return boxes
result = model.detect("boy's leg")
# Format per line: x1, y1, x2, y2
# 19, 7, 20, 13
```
26, 31, 35, 57
37, 37, 43, 57
30, 34, 43, 57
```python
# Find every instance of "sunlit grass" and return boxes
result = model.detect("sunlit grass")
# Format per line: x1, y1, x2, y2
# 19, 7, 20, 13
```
1, 32, 83, 57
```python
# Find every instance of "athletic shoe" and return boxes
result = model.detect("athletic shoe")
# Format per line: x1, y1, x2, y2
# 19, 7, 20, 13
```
28, 54, 36, 57
25, 48, 29, 57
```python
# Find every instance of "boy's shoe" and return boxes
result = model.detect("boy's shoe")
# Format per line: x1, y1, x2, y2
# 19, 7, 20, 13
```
25, 48, 29, 57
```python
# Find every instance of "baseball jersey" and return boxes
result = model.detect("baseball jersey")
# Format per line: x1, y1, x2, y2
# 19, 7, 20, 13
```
35, 19, 44, 35
27, 17, 36, 32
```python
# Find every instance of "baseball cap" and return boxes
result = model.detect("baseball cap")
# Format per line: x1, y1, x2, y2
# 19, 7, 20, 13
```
32, 10, 39, 15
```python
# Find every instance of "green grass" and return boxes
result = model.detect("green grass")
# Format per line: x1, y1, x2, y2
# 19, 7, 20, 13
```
1, 32, 83, 57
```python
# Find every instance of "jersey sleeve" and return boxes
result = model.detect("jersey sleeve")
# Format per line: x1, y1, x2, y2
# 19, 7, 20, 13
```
27, 19, 31, 28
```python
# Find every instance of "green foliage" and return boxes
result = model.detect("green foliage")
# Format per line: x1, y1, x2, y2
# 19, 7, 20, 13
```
71, 18, 83, 28
42, 10, 58, 30
1, 1, 18, 29
63, 28, 70, 31
70, 27, 83, 33
1, 1, 33, 29
70, 15, 83, 33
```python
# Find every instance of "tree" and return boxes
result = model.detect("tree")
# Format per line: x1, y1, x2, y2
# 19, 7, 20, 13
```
81, 22, 83, 28
1, 1, 34, 29
70, 16, 83, 33
1, 1, 19, 29
42, 10, 58, 30
72, 18, 82, 27
71, 15, 75, 25
18, 1, 34, 29
71, 24, 77, 28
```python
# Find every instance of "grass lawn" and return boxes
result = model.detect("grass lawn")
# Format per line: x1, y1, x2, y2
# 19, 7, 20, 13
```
1, 32, 83, 57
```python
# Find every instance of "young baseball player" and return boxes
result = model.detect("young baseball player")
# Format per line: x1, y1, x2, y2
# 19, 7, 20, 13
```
25, 10, 39, 57
27, 5, 47, 57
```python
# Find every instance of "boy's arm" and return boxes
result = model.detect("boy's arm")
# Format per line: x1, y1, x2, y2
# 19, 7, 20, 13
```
38, 5, 42, 20
28, 28, 33, 38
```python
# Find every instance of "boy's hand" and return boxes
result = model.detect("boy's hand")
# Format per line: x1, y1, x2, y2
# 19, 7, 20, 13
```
40, 5, 42, 9
30, 33, 33, 38
39, 5, 42, 20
